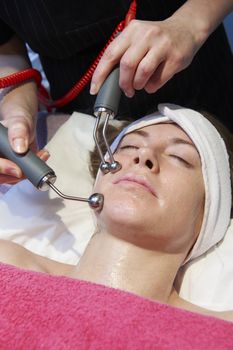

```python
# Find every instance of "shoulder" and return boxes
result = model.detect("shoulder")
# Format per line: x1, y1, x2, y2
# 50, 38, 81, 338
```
170, 289, 233, 323
0, 239, 74, 276
0, 239, 29, 267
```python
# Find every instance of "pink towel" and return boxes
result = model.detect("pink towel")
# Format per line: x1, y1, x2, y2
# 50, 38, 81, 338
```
0, 263, 232, 349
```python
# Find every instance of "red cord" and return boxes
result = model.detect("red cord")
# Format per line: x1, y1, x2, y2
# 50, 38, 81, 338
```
0, 0, 137, 110
125, 0, 137, 26
0, 68, 42, 88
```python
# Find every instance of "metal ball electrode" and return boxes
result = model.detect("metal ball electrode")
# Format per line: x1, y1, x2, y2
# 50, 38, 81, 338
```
88, 193, 104, 210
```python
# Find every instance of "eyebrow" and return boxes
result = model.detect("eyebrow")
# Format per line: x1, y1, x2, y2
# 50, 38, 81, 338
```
169, 137, 196, 149
130, 130, 196, 149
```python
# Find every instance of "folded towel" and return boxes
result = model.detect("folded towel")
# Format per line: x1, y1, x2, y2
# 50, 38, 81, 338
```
0, 262, 232, 349
0, 113, 96, 264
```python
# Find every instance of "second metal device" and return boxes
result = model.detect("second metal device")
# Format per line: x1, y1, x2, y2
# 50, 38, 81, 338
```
0, 123, 103, 210
93, 66, 122, 174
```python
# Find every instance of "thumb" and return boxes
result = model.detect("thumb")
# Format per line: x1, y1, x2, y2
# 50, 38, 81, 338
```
4, 118, 33, 154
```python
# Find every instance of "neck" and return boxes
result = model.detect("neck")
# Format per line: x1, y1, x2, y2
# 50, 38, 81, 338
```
74, 230, 184, 304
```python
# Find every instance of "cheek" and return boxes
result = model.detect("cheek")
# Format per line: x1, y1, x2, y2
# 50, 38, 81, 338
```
100, 184, 149, 216
93, 171, 106, 193
96, 189, 144, 236
161, 172, 205, 223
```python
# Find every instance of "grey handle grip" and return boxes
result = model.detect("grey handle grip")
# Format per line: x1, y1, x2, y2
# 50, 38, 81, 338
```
0, 123, 55, 188
94, 67, 121, 117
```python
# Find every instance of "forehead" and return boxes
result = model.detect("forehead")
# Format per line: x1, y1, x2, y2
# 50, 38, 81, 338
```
122, 122, 193, 143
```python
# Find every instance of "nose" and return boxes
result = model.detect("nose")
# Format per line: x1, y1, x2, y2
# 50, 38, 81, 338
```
133, 147, 159, 172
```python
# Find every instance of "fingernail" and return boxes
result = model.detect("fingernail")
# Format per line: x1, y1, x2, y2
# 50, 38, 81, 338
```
125, 90, 135, 98
90, 83, 98, 95
13, 138, 26, 153
6, 168, 21, 178
43, 150, 50, 157
40, 150, 50, 161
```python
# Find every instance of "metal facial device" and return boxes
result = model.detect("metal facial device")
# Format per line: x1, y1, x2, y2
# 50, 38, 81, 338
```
93, 66, 122, 174
0, 123, 104, 210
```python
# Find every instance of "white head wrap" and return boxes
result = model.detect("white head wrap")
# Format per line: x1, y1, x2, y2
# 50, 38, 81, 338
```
110, 104, 232, 262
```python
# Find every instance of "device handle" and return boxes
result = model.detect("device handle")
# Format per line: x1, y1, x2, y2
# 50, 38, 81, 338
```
0, 123, 55, 188
94, 67, 121, 117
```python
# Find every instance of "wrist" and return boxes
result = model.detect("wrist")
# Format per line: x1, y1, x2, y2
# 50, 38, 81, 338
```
0, 54, 30, 77
169, 0, 232, 48
0, 54, 34, 102
0, 80, 38, 123
169, 8, 211, 49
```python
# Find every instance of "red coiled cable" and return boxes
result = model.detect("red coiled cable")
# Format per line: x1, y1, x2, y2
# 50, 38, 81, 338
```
0, 0, 137, 110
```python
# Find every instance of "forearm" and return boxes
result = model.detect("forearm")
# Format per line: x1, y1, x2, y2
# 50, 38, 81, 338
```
171, 0, 233, 46
0, 35, 31, 76
0, 81, 38, 124
0, 35, 38, 121
0, 35, 33, 103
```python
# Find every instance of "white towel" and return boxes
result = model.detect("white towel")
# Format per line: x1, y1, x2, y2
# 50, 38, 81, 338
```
110, 104, 232, 262
0, 113, 96, 264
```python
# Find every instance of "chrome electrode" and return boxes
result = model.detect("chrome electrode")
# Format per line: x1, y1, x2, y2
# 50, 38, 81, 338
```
93, 66, 122, 174
0, 123, 104, 210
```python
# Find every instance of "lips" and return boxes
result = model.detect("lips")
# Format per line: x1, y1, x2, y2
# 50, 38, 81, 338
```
113, 173, 157, 197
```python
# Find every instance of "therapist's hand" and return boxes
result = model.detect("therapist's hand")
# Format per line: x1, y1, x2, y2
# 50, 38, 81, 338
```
0, 146, 50, 185
90, 17, 204, 97
0, 80, 39, 184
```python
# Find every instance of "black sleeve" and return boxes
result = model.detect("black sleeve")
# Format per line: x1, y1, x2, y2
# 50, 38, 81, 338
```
0, 18, 14, 45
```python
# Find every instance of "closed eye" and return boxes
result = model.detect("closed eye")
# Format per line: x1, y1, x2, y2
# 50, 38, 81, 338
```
170, 155, 191, 167
118, 145, 139, 151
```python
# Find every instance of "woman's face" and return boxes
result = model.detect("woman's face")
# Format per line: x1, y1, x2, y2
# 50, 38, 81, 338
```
94, 123, 205, 255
